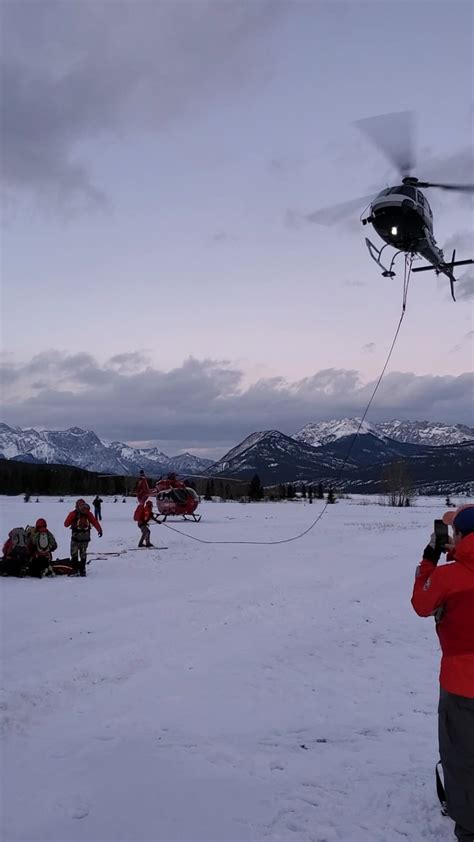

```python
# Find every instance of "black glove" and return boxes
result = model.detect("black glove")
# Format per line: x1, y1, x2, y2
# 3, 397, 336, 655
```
422, 532, 441, 564
98, 531, 103, 538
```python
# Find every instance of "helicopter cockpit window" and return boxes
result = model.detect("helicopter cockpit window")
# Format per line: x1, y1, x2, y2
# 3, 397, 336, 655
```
417, 191, 425, 205
398, 186, 417, 199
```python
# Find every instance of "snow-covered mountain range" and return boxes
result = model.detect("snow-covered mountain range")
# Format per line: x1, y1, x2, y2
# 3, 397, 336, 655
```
293, 418, 474, 448
1, 419, 473, 492
209, 428, 474, 493
0, 424, 212, 477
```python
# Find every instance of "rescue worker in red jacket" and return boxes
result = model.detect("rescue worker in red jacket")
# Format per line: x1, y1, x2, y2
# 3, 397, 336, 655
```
411, 505, 474, 842
64, 499, 102, 577
134, 500, 159, 548
136, 470, 151, 504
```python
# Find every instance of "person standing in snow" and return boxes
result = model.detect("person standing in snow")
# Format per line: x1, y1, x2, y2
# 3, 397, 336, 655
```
64, 499, 103, 577
135, 470, 151, 504
133, 500, 159, 548
92, 495, 103, 521
411, 505, 474, 842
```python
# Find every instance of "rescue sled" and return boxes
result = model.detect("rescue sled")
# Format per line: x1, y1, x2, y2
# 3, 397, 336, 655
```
155, 478, 201, 523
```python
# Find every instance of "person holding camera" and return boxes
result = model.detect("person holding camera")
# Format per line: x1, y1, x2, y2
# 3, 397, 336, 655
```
411, 505, 474, 842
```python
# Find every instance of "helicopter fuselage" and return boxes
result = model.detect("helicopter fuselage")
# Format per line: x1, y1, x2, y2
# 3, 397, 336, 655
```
362, 185, 445, 268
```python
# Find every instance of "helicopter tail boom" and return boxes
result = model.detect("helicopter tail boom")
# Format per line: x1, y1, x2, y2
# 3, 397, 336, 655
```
411, 250, 474, 301
411, 259, 474, 273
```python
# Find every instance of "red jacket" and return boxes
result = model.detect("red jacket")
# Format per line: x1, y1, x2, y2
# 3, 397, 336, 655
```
133, 503, 155, 524
64, 509, 102, 534
411, 532, 474, 697
136, 477, 151, 502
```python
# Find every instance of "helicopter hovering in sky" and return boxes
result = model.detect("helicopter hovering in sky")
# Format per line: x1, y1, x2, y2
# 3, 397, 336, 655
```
309, 112, 474, 300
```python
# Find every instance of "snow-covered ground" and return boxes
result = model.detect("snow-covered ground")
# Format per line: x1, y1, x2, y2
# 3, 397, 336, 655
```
1, 494, 470, 842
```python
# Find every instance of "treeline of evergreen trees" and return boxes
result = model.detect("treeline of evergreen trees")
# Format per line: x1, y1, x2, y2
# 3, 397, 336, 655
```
203, 476, 336, 502
0, 459, 128, 496
0, 459, 336, 503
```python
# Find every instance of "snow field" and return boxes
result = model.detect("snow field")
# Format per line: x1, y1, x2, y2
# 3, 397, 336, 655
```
1, 495, 469, 842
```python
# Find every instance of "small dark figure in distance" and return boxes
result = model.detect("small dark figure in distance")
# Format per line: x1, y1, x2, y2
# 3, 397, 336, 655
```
411, 505, 474, 842
93, 495, 103, 521
64, 499, 102, 577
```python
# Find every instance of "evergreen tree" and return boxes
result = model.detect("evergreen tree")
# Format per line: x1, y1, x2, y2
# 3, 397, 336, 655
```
327, 487, 336, 504
301, 484, 307, 498
204, 480, 212, 501
287, 483, 295, 499
249, 474, 264, 501
308, 486, 313, 504
317, 482, 324, 499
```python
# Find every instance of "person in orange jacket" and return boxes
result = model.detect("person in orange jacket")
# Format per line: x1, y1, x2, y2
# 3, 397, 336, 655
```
411, 505, 474, 841
133, 500, 159, 548
64, 499, 102, 577
135, 470, 151, 504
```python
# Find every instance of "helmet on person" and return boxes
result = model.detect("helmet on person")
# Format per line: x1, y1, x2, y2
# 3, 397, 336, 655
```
35, 518, 47, 530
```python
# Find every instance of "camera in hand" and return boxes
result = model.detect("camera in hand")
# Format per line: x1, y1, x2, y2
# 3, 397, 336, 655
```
434, 519, 449, 551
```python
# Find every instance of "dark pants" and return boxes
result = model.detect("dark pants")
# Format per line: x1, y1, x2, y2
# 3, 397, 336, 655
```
71, 538, 89, 573
94, 508, 101, 521
439, 687, 474, 841
138, 523, 151, 547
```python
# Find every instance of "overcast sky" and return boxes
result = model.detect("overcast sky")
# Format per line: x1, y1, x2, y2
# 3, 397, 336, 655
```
1, 0, 473, 457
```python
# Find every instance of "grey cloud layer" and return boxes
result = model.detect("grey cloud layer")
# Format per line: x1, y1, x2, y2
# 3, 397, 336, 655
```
2, 352, 472, 454
1, 1, 280, 201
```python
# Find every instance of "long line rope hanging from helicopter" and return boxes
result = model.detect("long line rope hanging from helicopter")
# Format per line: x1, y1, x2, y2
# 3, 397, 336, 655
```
161, 263, 413, 547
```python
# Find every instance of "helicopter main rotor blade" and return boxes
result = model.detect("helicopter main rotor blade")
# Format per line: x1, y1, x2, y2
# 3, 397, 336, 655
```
354, 111, 416, 177
417, 181, 474, 192
305, 193, 375, 225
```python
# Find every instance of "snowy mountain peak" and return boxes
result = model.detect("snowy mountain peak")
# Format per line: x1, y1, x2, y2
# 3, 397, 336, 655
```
293, 418, 380, 448
375, 420, 474, 447
293, 418, 474, 449
0, 424, 213, 477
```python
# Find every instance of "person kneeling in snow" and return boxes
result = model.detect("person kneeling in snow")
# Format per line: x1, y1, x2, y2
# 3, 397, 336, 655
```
27, 518, 58, 578
64, 499, 102, 577
411, 505, 474, 842
133, 500, 159, 548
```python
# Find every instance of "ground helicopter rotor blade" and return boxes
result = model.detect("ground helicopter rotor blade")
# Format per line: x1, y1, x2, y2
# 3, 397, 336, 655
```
304, 193, 375, 225
354, 111, 416, 177
417, 181, 474, 192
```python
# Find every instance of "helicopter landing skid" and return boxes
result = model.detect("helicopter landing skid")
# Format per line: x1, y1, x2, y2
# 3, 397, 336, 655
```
365, 238, 403, 278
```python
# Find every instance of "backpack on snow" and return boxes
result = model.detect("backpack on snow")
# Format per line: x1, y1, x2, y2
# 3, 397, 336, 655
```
10, 527, 28, 551
1, 527, 30, 576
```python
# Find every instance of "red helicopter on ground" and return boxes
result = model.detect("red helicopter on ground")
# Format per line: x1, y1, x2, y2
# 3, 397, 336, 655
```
153, 473, 201, 523
135, 471, 201, 522
307, 111, 474, 300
